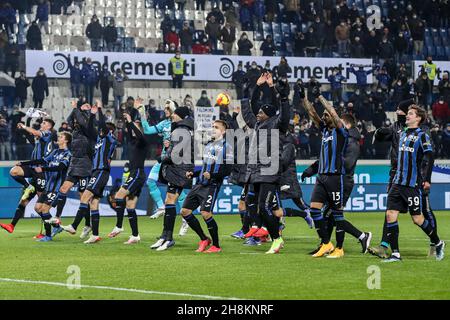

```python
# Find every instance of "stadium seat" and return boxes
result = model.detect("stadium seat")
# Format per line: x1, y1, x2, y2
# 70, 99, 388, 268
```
271, 22, 281, 34
445, 46, 450, 59
426, 45, 435, 56
436, 46, 445, 59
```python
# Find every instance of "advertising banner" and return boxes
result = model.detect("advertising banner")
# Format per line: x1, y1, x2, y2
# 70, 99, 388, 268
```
26, 50, 373, 84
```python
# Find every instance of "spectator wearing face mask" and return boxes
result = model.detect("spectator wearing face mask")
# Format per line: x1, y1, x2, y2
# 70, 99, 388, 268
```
111, 68, 129, 113
237, 32, 253, 55
304, 26, 319, 57
394, 32, 408, 64
220, 22, 236, 55
81, 57, 99, 105
327, 68, 346, 104
438, 72, 450, 103
410, 19, 425, 56
232, 63, 246, 99
169, 50, 186, 88
26, 21, 43, 50
14, 71, 30, 109
376, 67, 391, 91
432, 97, 449, 125
372, 104, 387, 129
99, 64, 112, 107
31, 67, 49, 109
350, 64, 373, 91
205, 15, 221, 52
245, 61, 262, 90
179, 21, 193, 54
104, 19, 118, 52
184, 94, 194, 111
260, 35, 276, 56
196, 90, 212, 108
335, 20, 350, 57
441, 123, 450, 158
415, 71, 432, 109
86, 15, 103, 52
273, 57, 292, 81
350, 36, 364, 58
66, 54, 82, 98
166, 25, 180, 49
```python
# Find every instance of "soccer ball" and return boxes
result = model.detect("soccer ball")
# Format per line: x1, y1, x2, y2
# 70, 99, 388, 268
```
216, 93, 230, 106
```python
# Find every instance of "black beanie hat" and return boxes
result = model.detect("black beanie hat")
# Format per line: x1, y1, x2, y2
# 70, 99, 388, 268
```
260, 104, 277, 118
174, 106, 190, 119
397, 98, 414, 114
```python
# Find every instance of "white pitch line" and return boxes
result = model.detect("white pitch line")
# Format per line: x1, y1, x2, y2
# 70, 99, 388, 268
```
0, 278, 244, 300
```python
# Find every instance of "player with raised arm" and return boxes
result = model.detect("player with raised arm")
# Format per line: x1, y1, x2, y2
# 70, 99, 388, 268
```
16, 132, 72, 242
178, 120, 233, 253
48, 99, 95, 239
1, 118, 56, 235
240, 72, 290, 254
60, 101, 117, 243
383, 105, 445, 262
108, 108, 148, 244
302, 94, 371, 258
150, 106, 195, 251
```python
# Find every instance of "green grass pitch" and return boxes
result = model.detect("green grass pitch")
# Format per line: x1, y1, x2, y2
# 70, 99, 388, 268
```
0, 212, 449, 300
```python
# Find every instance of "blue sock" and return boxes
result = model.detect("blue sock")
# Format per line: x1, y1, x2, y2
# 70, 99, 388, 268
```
147, 179, 164, 208
91, 210, 100, 236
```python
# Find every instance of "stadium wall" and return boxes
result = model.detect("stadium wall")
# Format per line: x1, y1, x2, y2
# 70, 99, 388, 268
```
0, 160, 449, 218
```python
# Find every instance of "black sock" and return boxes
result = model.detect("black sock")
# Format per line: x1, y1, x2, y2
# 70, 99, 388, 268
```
260, 207, 280, 240
184, 213, 207, 240
11, 204, 26, 226
419, 219, 440, 245
246, 192, 262, 228
239, 210, 245, 227
205, 217, 219, 247
310, 208, 329, 243
380, 217, 390, 248
241, 210, 250, 233
284, 208, 307, 218
127, 209, 139, 237
387, 221, 399, 253
333, 210, 344, 248
56, 193, 67, 218
91, 210, 100, 236
41, 213, 52, 237
72, 203, 88, 230
85, 204, 91, 227
13, 176, 29, 188
326, 214, 335, 240
163, 205, 176, 240
115, 199, 125, 228
341, 220, 363, 239
293, 197, 310, 213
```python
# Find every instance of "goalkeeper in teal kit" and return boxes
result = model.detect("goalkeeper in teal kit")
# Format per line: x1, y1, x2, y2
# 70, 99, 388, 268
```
137, 99, 189, 234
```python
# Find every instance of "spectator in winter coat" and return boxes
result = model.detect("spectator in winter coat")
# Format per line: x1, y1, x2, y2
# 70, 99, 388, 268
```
0, 115, 11, 160
4, 41, 20, 78
246, 61, 262, 89
14, 71, 30, 109
36, 0, 49, 34
273, 57, 291, 80
335, 21, 350, 56
165, 25, 180, 48
394, 32, 408, 63
350, 37, 364, 58
239, 4, 252, 30
224, 6, 238, 27
111, 69, 129, 113
81, 58, 99, 105
66, 54, 82, 98
98, 65, 112, 107
220, 22, 236, 55
327, 68, 346, 104
293, 31, 306, 56
260, 35, 276, 56
350, 65, 373, 90
103, 20, 118, 52
31, 68, 49, 109
304, 26, 319, 57
378, 37, 395, 66
86, 15, 103, 51
232, 63, 246, 99
415, 72, 432, 109
196, 90, 212, 108
438, 72, 450, 103
376, 67, 391, 91
179, 22, 193, 53
26, 21, 43, 50
432, 97, 449, 125
237, 32, 253, 55
205, 15, 221, 52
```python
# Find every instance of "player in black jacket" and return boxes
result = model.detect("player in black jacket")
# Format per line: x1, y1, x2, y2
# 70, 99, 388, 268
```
61, 101, 117, 243
108, 104, 148, 244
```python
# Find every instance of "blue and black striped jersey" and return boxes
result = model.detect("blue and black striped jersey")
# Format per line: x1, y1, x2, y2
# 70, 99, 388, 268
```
31, 130, 55, 161
92, 132, 117, 171
318, 124, 349, 175
393, 128, 433, 187
197, 139, 233, 185
42, 148, 72, 192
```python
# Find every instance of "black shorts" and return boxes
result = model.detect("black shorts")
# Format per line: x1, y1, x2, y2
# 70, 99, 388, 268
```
167, 182, 184, 195
386, 184, 422, 216
311, 174, 344, 210
66, 174, 89, 193
37, 191, 58, 206
86, 170, 110, 198
182, 184, 221, 213
21, 165, 46, 193
123, 168, 146, 198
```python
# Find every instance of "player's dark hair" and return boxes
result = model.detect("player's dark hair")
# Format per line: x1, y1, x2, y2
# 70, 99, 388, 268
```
60, 132, 72, 145
43, 118, 55, 129
214, 119, 228, 129
409, 104, 427, 124
106, 122, 116, 132
341, 113, 356, 128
